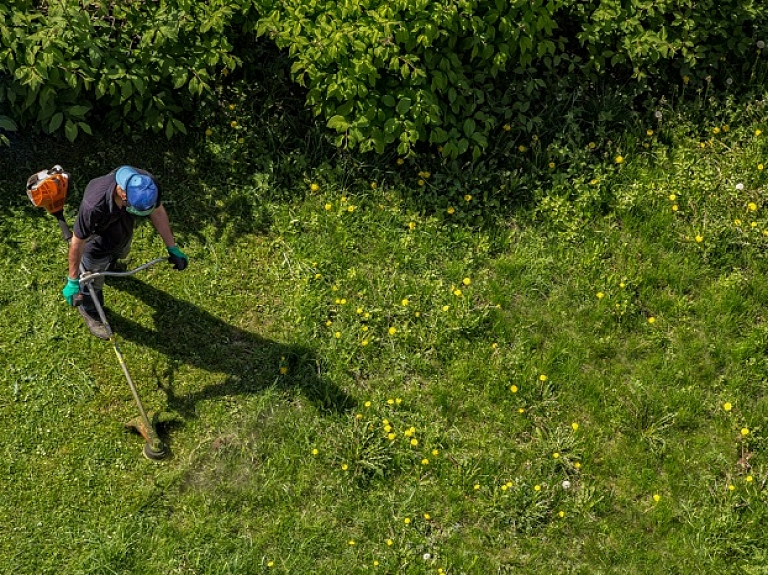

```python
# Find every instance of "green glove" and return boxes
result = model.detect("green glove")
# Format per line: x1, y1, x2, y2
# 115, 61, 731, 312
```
62, 277, 80, 306
167, 245, 188, 271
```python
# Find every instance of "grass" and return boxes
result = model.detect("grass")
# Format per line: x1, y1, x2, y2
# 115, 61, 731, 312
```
2, 62, 768, 574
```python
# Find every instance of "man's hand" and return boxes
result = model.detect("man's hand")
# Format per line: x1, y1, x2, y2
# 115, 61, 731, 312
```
167, 245, 189, 271
62, 277, 80, 306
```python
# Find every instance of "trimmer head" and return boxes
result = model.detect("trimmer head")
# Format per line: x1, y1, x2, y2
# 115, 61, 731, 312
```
26, 165, 69, 214
125, 413, 168, 461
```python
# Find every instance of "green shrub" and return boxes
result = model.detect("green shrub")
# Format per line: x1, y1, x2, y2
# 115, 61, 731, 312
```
255, 0, 563, 160
0, 0, 253, 141
253, 0, 764, 159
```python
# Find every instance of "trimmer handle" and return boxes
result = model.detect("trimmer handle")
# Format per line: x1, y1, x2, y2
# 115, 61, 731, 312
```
53, 210, 73, 243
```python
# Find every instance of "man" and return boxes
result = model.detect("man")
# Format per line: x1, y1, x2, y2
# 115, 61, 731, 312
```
61, 166, 188, 339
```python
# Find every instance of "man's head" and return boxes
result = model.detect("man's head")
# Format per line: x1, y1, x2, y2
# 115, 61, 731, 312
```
115, 166, 158, 216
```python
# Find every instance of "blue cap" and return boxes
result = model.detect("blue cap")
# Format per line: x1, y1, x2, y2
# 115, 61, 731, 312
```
115, 166, 158, 211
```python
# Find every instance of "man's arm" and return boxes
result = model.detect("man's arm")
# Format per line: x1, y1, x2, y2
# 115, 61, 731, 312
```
149, 204, 177, 247
68, 235, 87, 278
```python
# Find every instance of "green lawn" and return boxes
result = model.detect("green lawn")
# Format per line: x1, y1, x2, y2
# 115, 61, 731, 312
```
1, 80, 768, 574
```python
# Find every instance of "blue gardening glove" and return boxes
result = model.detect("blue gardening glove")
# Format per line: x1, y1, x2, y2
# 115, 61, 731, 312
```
167, 245, 188, 271
62, 277, 80, 306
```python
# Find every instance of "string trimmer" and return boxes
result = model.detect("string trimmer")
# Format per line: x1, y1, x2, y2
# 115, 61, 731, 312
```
27, 165, 169, 461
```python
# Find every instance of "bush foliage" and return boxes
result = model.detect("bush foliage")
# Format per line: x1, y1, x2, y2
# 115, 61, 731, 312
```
0, 0, 764, 156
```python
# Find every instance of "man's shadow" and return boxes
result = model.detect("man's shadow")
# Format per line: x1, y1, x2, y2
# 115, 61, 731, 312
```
109, 277, 355, 440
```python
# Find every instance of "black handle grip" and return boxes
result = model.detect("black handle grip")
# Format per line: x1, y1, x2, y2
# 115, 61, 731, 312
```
53, 210, 72, 243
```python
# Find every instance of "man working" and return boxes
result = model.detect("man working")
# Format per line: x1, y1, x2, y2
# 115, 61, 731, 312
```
61, 166, 188, 339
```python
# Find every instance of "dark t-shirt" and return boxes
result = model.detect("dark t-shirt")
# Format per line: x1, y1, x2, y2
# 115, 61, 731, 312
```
73, 168, 161, 257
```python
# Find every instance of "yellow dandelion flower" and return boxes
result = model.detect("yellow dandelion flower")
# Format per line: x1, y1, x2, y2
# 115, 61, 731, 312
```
387, 432, 395, 440
334, 331, 341, 339
453, 289, 462, 297
230, 120, 238, 128
648, 317, 656, 324
695, 235, 703, 243
734, 219, 742, 226
712, 127, 721, 134
723, 125, 730, 132
205, 128, 212, 137
414, 311, 420, 317
741, 427, 750, 436
590, 178, 599, 185
462, 277, 471, 286
746, 475, 754, 482
423, 513, 431, 520
728, 484, 735, 491
418, 179, 426, 186
421, 458, 429, 465
387, 399, 394, 405
759, 164, 764, 171
370, 182, 377, 189
596, 291, 605, 299
672, 204, 679, 212
752, 221, 758, 228
534, 484, 541, 492
397, 158, 404, 165
447, 206, 455, 215
432, 449, 440, 456
669, 194, 676, 201
386, 539, 393, 546
548, 162, 556, 169
559, 511, 565, 518
539, 374, 547, 381
492, 342, 498, 349
510, 385, 518, 393
464, 194, 472, 202
280, 366, 288, 375
408, 221, 416, 230
748, 202, 758, 211
401, 298, 409, 306
388, 326, 397, 335
501, 484, 508, 491
574, 462, 581, 469
553, 452, 560, 459
361, 326, 368, 332
441, 305, 449, 312
267, 561, 274, 568
474, 484, 480, 490
756, 129, 763, 136
348, 540, 355, 545
404, 517, 411, 524
588, 142, 596, 149
518, 145, 527, 152
683, 75, 690, 84
518, 408, 525, 414
615, 155, 624, 164
653, 494, 661, 502
341, 463, 348, 470
347, 205, 356, 212
723, 402, 732, 411
647, 129, 654, 136
356, 413, 363, 420
312, 448, 319, 455
503, 124, 511, 131
410, 438, 419, 446
364, 401, 371, 408
310, 183, 319, 192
